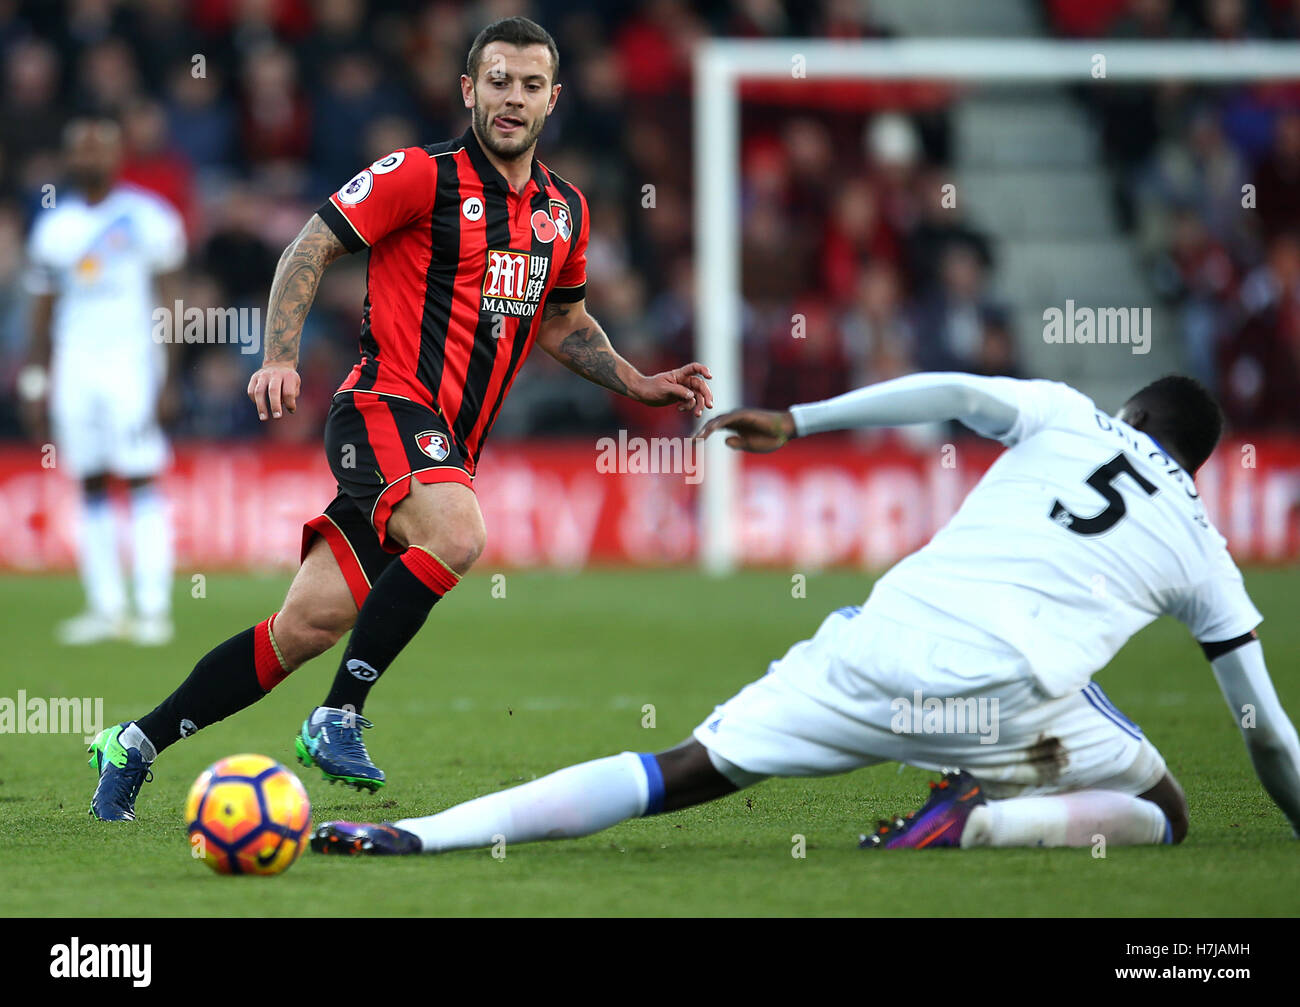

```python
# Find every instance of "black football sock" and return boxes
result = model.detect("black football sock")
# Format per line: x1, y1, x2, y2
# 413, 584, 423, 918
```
136, 615, 290, 753
321, 548, 459, 715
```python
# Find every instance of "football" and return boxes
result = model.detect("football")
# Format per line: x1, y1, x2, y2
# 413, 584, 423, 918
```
185, 754, 311, 876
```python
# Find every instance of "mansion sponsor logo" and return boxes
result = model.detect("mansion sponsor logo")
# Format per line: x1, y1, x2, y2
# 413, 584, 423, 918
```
481, 249, 549, 317
1042, 300, 1151, 355
49, 939, 151, 987
152, 300, 262, 355
890, 689, 1000, 745
0, 690, 103, 744
595, 430, 704, 485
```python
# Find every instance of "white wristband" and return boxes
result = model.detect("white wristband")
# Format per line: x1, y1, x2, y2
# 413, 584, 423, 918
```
17, 364, 49, 402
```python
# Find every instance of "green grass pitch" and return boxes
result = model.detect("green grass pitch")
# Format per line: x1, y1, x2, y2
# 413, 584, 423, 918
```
2, 567, 1297, 917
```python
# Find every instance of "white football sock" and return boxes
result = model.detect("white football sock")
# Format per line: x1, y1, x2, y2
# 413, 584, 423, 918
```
395, 751, 658, 853
119, 723, 157, 762
79, 493, 126, 618
961, 791, 1170, 848
129, 485, 173, 619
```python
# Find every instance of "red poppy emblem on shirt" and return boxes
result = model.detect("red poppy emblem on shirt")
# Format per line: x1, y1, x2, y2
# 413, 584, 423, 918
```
531, 209, 557, 243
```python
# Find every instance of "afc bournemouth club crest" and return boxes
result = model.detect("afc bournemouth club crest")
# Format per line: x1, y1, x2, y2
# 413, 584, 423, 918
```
415, 430, 450, 462
549, 199, 572, 241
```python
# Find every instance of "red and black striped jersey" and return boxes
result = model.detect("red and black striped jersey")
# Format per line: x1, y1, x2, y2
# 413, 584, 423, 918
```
316, 127, 590, 473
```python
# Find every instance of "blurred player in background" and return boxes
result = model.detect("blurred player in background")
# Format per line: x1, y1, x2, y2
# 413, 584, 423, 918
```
87, 17, 712, 820
20, 117, 185, 646
311, 372, 1300, 856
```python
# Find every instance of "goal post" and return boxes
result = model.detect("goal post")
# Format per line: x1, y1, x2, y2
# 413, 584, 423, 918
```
693, 37, 1300, 574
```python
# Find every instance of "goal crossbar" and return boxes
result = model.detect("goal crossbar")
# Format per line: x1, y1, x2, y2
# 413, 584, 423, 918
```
694, 38, 1300, 573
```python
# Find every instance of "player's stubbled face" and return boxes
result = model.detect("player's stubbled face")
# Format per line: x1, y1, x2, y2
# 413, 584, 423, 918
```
470, 42, 556, 161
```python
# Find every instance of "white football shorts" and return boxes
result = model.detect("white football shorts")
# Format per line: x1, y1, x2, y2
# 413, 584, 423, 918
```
692, 605, 1167, 799
50, 359, 169, 479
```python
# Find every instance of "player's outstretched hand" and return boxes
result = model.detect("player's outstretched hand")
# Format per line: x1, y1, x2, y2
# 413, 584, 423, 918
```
247, 361, 301, 421
695, 407, 795, 453
635, 362, 714, 418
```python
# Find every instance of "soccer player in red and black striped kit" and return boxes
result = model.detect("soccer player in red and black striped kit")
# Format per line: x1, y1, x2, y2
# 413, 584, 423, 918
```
88, 17, 714, 819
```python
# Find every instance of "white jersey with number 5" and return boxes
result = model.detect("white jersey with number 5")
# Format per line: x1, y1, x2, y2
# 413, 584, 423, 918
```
867, 378, 1263, 697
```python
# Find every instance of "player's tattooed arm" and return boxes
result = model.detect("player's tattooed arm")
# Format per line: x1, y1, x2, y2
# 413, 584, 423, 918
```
556, 325, 630, 395
537, 298, 714, 416
249, 214, 346, 420
538, 300, 631, 394
262, 214, 347, 366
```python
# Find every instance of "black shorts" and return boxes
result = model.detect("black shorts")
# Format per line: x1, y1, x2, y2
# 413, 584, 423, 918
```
300, 390, 473, 607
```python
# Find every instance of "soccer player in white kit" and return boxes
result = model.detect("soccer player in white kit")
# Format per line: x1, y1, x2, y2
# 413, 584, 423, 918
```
19, 117, 185, 645
312, 372, 1300, 855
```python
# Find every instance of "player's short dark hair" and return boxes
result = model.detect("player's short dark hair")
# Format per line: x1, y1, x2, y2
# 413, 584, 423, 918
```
1124, 374, 1224, 473
466, 16, 559, 84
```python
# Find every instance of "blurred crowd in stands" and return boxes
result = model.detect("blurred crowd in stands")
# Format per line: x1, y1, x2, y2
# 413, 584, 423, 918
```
1, 0, 1298, 444
1048, 0, 1300, 427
